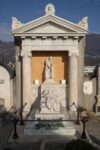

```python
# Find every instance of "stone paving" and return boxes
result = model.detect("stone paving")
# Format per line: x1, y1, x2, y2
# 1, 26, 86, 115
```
0, 114, 100, 150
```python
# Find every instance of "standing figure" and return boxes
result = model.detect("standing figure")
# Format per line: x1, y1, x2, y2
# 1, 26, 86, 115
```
45, 57, 53, 80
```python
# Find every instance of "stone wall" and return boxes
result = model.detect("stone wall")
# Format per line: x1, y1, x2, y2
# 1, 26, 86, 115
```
32, 51, 68, 84
83, 75, 96, 111
0, 65, 14, 111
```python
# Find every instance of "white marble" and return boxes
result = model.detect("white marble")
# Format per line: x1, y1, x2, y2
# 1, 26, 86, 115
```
60, 80, 66, 85
69, 53, 78, 109
83, 81, 93, 95
21, 51, 32, 111
34, 80, 39, 85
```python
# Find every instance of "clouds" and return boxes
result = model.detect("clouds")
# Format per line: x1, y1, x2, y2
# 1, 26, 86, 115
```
0, 23, 13, 42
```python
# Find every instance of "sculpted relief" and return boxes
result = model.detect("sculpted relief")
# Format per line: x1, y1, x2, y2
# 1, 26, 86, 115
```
41, 89, 60, 112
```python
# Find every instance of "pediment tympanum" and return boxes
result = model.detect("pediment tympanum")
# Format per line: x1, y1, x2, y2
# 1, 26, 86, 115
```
25, 22, 74, 33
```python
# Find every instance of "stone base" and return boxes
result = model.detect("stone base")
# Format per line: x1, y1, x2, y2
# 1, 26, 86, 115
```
24, 127, 76, 136
35, 113, 65, 120
9, 124, 77, 144
24, 121, 76, 136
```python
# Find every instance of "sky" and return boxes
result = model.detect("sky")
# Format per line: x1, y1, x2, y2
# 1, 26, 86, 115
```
0, 0, 100, 42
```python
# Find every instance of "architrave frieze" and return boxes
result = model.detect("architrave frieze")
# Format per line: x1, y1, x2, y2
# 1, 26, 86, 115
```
21, 36, 79, 55
21, 45, 79, 56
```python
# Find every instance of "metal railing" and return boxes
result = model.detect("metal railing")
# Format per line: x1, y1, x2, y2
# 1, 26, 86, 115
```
11, 102, 89, 140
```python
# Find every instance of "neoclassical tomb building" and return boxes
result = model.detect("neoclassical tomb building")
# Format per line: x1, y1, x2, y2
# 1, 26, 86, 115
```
12, 4, 88, 114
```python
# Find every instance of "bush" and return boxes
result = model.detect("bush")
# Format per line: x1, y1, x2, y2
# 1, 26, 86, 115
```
63, 139, 95, 150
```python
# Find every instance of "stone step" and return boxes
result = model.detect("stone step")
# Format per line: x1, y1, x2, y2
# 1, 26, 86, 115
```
24, 127, 76, 136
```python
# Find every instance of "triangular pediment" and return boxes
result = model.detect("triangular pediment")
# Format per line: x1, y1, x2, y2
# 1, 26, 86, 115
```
13, 15, 88, 34
25, 22, 74, 33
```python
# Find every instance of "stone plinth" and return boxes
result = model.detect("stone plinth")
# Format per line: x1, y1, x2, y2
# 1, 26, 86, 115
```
24, 121, 76, 136
35, 79, 64, 120
35, 113, 64, 120
40, 79, 60, 113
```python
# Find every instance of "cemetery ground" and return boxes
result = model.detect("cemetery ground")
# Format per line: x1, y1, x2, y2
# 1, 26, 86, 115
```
0, 111, 100, 150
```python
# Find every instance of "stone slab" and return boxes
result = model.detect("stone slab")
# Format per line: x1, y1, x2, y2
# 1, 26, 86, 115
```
24, 121, 76, 136
9, 124, 77, 143
24, 127, 76, 136
35, 113, 65, 120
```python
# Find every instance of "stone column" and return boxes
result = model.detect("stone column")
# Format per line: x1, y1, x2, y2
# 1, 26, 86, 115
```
69, 53, 78, 110
15, 39, 21, 109
78, 37, 85, 107
21, 51, 32, 112
96, 67, 100, 115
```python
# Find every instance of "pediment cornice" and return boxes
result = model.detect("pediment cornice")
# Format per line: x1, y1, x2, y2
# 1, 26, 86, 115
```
12, 15, 88, 35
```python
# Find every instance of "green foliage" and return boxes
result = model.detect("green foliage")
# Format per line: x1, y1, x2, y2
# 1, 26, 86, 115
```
63, 139, 95, 150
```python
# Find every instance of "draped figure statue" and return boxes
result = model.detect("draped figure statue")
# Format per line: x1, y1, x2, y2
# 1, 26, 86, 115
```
45, 57, 53, 80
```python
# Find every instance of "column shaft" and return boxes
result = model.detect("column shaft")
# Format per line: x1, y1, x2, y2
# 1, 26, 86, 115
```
15, 40, 21, 109
22, 52, 32, 112
69, 53, 78, 107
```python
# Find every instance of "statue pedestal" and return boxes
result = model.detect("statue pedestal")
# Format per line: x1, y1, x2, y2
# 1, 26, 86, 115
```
35, 79, 64, 120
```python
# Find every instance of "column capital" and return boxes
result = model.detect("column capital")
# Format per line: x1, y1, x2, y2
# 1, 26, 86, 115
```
68, 52, 79, 57
21, 51, 32, 58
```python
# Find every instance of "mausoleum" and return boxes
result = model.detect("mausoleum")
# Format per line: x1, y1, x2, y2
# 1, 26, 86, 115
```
12, 4, 88, 115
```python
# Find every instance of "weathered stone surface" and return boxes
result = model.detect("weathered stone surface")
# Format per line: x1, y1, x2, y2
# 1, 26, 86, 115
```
0, 65, 13, 110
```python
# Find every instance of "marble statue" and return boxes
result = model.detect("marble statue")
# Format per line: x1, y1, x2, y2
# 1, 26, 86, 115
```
45, 57, 53, 80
